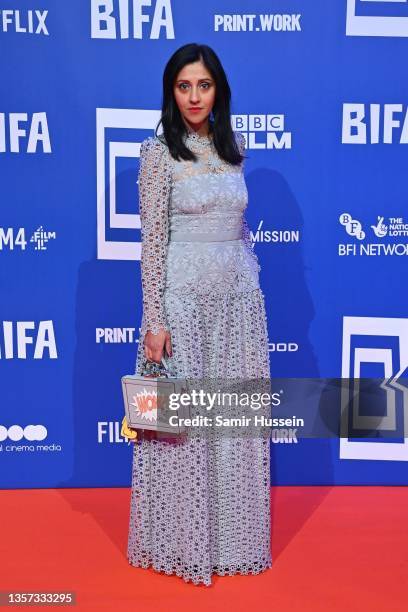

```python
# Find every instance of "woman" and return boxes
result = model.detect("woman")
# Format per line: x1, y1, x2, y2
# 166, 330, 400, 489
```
127, 43, 272, 587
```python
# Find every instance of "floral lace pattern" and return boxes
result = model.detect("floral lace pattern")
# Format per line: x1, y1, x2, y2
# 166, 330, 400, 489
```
137, 130, 260, 338
128, 128, 272, 587
137, 137, 173, 337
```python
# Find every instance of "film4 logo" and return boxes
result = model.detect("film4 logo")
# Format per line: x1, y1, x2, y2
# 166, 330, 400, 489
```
0, 226, 56, 251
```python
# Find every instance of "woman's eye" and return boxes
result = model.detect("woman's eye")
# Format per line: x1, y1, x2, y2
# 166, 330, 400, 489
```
178, 83, 211, 90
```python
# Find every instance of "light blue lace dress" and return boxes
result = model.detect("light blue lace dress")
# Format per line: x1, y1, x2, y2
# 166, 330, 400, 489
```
127, 126, 272, 586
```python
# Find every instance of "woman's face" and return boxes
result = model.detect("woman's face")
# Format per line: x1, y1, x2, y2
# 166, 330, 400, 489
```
173, 60, 216, 131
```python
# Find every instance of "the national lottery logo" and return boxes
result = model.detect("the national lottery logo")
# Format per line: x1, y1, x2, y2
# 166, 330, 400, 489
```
340, 316, 408, 461
371, 216, 408, 238
371, 216, 387, 238
346, 0, 408, 37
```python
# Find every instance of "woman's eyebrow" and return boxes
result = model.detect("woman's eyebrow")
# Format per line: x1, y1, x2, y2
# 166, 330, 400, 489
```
176, 78, 213, 83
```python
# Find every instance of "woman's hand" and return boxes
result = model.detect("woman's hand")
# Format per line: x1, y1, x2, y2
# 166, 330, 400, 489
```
144, 328, 173, 363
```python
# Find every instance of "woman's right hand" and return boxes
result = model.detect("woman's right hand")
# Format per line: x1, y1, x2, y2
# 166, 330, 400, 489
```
144, 328, 173, 364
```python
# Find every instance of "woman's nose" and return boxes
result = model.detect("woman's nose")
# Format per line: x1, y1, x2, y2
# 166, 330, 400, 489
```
189, 87, 200, 102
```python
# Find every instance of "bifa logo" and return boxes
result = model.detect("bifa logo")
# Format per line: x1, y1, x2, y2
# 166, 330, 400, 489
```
346, 0, 408, 38
232, 114, 292, 150
96, 107, 163, 261
342, 104, 408, 144
0, 112, 51, 153
0, 321, 58, 359
340, 316, 408, 461
91, 0, 175, 39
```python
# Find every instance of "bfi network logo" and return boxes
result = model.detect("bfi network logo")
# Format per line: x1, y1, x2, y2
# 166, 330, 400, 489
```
346, 0, 408, 37
340, 316, 408, 461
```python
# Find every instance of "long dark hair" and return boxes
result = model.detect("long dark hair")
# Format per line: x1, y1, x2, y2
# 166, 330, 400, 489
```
154, 43, 244, 166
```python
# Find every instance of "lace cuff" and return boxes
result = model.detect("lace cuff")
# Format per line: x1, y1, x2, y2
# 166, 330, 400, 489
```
138, 136, 172, 336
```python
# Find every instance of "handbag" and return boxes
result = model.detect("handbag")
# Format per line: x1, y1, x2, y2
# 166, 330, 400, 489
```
120, 352, 190, 442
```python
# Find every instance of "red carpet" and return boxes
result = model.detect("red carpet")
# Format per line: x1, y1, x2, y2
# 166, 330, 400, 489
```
0, 486, 406, 611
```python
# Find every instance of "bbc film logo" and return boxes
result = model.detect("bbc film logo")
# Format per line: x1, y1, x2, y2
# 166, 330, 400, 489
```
346, 0, 408, 37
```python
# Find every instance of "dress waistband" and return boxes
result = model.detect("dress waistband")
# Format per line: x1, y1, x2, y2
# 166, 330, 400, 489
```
169, 228, 242, 242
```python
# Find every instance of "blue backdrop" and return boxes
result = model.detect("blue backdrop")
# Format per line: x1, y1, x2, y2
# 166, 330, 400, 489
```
1, 0, 408, 488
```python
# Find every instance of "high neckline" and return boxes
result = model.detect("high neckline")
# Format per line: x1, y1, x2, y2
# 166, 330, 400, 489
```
183, 121, 214, 146
186, 131, 213, 145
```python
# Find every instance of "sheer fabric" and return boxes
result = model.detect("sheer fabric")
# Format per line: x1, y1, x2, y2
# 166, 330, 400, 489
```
127, 127, 272, 586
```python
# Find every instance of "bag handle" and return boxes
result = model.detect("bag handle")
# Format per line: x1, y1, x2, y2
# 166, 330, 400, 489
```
142, 353, 169, 378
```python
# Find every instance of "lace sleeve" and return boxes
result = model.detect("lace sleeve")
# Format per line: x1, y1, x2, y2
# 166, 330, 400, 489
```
138, 136, 172, 336
235, 132, 261, 271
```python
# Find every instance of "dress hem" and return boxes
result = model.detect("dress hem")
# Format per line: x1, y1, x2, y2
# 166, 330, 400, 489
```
127, 555, 273, 587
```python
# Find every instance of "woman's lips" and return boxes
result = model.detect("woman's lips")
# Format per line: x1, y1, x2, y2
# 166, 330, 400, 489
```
188, 108, 203, 113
